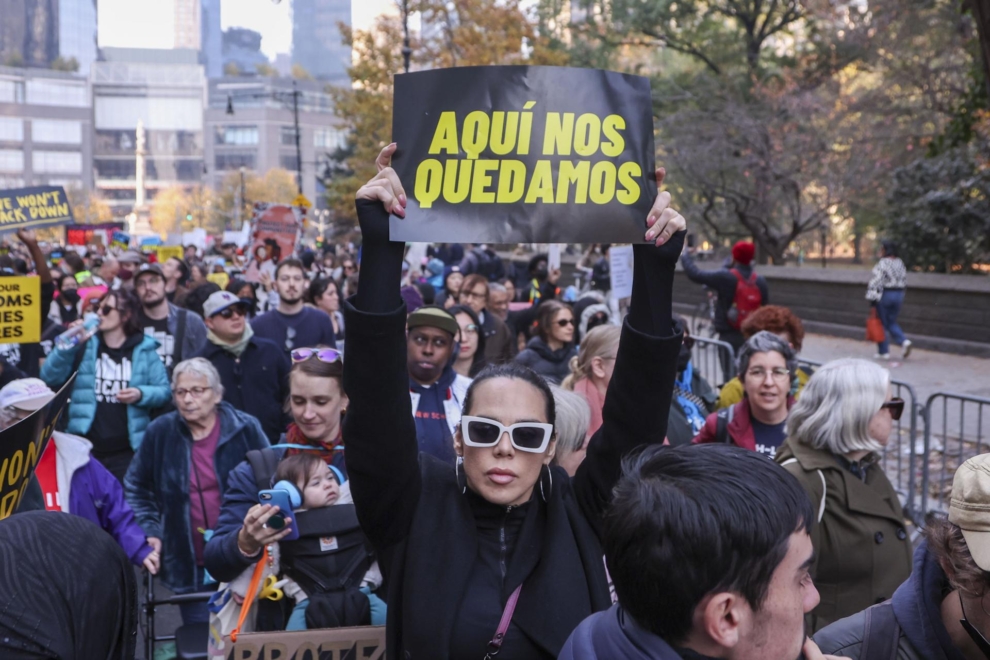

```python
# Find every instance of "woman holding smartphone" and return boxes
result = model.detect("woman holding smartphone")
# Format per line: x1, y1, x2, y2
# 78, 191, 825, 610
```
340, 144, 686, 659
124, 358, 269, 625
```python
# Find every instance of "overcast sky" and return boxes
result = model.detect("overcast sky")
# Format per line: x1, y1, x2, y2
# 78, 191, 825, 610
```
98, 0, 396, 60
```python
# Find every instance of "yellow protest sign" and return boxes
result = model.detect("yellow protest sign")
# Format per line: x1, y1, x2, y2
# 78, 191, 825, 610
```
207, 272, 229, 289
156, 246, 184, 262
0, 277, 40, 344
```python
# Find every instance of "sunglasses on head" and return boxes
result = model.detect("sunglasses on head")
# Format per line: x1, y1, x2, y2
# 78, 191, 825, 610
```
556, 318, 575, 328
881, 398, 905, 421
460, 416, 554, 453
217, 305, 247, 319
290, 347, 343, 364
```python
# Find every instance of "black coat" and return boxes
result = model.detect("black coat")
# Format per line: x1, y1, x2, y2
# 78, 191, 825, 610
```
514, 336, 578, 385
342, 299, 679, 659
195, 335, 291, 443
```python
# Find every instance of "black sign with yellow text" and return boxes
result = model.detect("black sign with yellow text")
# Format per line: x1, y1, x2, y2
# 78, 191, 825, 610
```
390, 66, 656, 243
0, 186, 74, 230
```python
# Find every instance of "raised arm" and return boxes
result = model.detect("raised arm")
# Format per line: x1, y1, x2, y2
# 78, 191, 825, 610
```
679, 250, 725, 288
342, 161, 423, 552
573, 169, 686, 536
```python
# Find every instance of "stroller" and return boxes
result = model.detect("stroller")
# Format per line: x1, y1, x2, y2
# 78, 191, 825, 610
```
142, 572, 210, 660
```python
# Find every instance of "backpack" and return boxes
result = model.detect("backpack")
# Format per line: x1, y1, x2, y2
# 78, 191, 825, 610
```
726, 268, 762, 330
850, 601, 900, 660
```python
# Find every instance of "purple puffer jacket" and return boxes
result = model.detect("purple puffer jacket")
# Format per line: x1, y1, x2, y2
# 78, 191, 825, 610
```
53, 432, 153, 566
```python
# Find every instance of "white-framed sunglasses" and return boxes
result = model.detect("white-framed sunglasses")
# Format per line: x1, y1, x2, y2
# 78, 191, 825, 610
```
460, 416, 554, 453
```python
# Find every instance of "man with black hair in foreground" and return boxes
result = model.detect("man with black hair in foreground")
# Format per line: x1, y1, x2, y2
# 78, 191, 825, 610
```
560, 444, 850, 660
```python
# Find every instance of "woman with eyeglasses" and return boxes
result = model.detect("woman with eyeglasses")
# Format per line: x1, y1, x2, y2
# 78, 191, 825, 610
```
204, 347, 353, 627
449, 304, 487, 378
776, 357, 912, 632
514, 300, 579, 385
342, 152, 686, 659
124, 358, 269, 625
40, 289, 171, 483
692, 331, 797, 458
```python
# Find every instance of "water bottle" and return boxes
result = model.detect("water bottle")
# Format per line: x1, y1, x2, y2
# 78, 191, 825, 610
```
55, 313, 100, 351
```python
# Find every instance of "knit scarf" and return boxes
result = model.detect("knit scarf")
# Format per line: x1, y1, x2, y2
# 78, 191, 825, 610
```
283, 422, 344, 460
207, 323, 254, 357
573, 377, 605, 439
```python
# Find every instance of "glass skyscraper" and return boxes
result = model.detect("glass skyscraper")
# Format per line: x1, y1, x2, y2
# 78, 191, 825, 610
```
291, 0, 351, 85
58, 0, 97, 73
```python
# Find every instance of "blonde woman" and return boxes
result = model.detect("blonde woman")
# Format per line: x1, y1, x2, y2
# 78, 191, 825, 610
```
562, 325, 620, 439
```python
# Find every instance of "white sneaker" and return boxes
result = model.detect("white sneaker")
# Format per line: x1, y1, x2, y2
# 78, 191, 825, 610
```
874, 353, 890, 360
902, 340, 912, 359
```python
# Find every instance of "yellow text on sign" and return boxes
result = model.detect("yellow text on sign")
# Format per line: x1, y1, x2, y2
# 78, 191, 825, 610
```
0, 277, 40, 344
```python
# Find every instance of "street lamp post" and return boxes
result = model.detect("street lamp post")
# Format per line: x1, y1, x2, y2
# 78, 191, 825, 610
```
227, 82, 305, 197
402, 0, 412, 74
820, 224, 828, 269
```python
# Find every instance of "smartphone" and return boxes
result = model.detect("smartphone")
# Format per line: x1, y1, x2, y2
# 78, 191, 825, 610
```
258, 489, 299, 540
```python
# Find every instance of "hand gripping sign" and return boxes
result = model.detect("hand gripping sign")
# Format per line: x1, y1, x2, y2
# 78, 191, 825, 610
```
390, 66, 657, 244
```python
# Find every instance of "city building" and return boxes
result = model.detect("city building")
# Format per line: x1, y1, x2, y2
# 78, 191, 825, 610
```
91, 48, 205, 216
291, 0, 352, 85
200, 0, 222, 78
0, 65, 92, 191
58, 0, 98, 74
205, 76, 347, 212
174, 0, 201, 50
221, 28, 268, 76
0, 0, 59, 68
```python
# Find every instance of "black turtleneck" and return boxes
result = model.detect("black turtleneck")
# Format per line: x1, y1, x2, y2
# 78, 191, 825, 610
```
449, 488, 550, 660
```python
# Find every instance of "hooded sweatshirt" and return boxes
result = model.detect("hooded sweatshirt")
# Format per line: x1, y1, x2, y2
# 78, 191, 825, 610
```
814, 541, 966, 660
559, 605, 691, 660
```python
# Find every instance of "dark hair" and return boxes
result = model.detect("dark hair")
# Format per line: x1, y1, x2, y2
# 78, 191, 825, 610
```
168, 256, 190, 285
416, 281, 436, 306
184, 282, 221, 318
190, 262, 207, 282
300, 250, 316, 270
924, 513, 990, 598
528, 253, 548, 275
306, 277, 339, 306
462, 362, 556, 428
62, 251, 85, 273
274, 453, 329, 493
13, 258, 27, 276
98, 288, 143, 336
275, 258, 305, 279
881, 240, 898, 258
740, 305, 806, 352
603, 444, 814, 643
535, 300, 572, 344
448, 304, 488, 378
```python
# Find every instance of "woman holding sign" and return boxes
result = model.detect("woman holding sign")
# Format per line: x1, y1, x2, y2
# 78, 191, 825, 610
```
342, 145, 685, 659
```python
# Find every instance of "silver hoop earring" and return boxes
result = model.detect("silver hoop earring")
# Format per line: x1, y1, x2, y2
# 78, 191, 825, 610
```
539, 464, 553, 502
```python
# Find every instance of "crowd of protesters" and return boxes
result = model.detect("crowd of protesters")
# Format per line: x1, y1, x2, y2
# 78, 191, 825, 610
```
0, 149, 969, 660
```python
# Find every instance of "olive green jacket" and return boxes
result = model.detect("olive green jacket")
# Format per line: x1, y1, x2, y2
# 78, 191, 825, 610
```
776, 437, 912, 631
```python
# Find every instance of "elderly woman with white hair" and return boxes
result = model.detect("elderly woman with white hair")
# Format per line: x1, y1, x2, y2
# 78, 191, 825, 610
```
124, 357, 269, 624
549, 385, 592, 476
776, 357, 912, 632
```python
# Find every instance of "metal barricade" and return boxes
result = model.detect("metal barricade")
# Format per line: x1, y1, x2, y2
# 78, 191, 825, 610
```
691, 337, 736, 388
918, 393, 990, 521
797, 359, 924, 525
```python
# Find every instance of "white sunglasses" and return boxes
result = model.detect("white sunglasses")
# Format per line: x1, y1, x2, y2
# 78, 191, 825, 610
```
460, 416, 554, 453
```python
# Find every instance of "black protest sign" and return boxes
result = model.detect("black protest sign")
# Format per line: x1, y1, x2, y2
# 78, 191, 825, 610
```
0, 375, 74, 519
0, 185, 74, 231
390, 66, 656, 244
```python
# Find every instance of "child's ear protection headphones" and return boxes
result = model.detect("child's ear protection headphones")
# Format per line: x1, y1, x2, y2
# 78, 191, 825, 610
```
272, 480, 303, 509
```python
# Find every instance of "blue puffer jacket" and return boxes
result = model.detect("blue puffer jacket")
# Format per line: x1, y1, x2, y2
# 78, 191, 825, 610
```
124, 402, 270, 593
40, 333, 171, 450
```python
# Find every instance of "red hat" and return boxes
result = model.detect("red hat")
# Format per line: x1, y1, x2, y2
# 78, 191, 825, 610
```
732, 241, 755, 265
